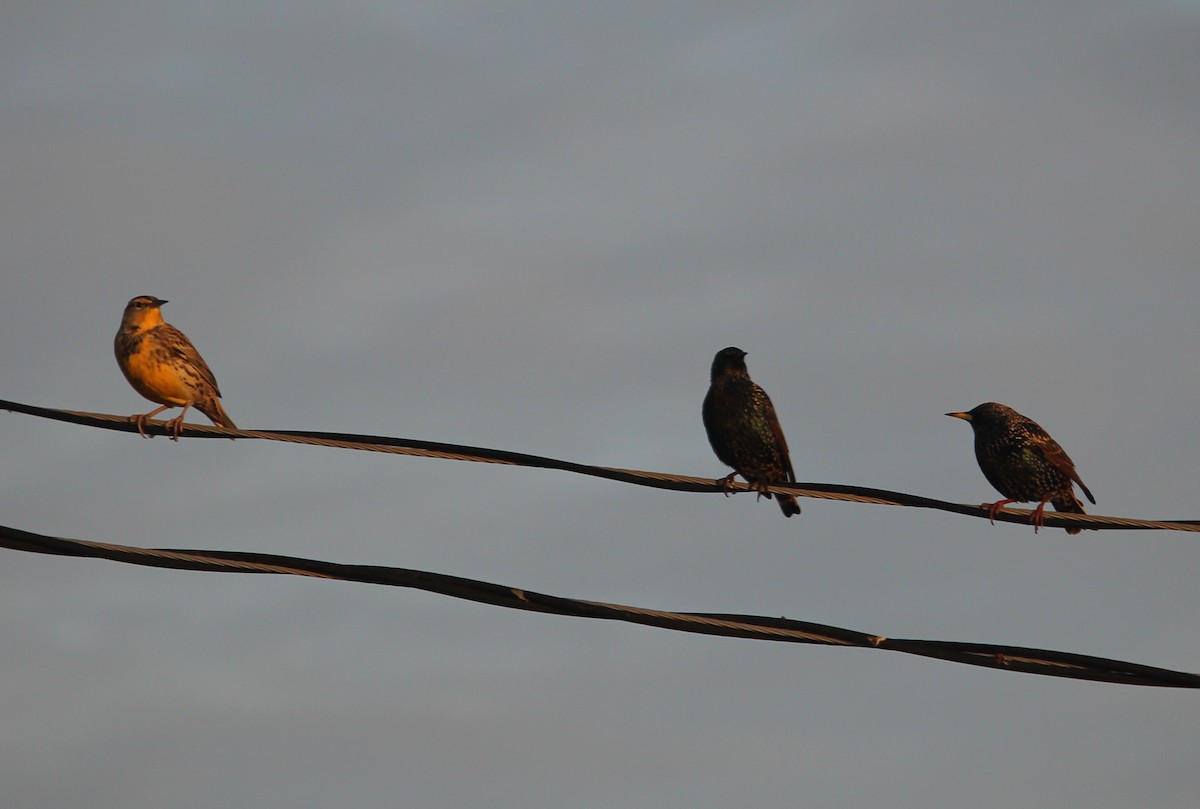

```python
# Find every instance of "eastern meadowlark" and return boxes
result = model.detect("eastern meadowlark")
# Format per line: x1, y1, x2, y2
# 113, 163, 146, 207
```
114, 295, 236, 439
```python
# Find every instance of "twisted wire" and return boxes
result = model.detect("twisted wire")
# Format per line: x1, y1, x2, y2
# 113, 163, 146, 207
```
4, 399, 1196, 533
2, 523, 1196, 688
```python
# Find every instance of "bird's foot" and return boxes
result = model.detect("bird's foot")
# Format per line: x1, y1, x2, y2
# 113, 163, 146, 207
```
1030, 500, 1050, 534
717, 472, 739, 497
163, 405, 194, 441
981, 499, 1016, 525
164, 416, 185, 441
131, 405, 174, 439
130, 414, 154, 439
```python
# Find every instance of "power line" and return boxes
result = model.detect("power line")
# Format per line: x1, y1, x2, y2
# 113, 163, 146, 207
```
2, 523, 1196, 689
3, 398, 1198, 687
4, 398, 1198, 533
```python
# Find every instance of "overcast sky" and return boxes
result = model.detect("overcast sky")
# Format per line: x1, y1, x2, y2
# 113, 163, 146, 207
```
2, 2, 1199, 807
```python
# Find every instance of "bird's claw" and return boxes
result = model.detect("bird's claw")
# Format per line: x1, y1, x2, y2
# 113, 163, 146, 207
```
130, 414, 153, 439
981, 499, 1015, 525
1030, 500, 1050, 534
165, 416, 186, 441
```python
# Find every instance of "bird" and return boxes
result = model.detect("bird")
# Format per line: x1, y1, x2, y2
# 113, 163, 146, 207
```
114, 295, 236, 440
946, 402, 1094, 534
702, 347, 801, 517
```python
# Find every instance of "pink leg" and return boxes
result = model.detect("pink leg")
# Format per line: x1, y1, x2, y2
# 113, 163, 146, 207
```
1030, 499, 1050, 534
164, 405, 192, 441
981, 499, 1017, 525
131, 405, 174, 439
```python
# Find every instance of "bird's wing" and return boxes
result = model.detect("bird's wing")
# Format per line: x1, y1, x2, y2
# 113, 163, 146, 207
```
161, 325, 223, 397
1030, 423, 1096, 505
760, 391, 796, 484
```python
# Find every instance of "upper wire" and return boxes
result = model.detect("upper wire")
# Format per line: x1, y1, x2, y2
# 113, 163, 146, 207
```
4, 398, 1196, 533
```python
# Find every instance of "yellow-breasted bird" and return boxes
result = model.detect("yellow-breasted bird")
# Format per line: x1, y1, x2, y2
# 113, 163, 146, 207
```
702, 347, 801, 517
946, 402, 1095, 534
114, 295, 236, 439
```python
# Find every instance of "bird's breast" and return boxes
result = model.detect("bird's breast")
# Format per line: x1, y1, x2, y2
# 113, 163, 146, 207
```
117, 339, 195, 406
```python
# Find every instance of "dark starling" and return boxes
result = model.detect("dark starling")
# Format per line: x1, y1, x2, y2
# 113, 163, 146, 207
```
703, 347, 801, 517
946, 402, 1095, 534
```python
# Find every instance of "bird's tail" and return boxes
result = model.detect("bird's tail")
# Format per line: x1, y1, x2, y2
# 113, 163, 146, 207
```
197, 397, 237, 430
776, 493, 801, 518
1052, 493, 1088, 535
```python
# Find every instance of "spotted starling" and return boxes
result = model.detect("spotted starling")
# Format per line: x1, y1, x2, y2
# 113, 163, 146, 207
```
946, 402, 1095, 534
703, 347, 801, 517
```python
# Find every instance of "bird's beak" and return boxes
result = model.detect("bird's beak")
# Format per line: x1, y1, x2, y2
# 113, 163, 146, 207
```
945, 411, 972, 422
156, 298, 168, 307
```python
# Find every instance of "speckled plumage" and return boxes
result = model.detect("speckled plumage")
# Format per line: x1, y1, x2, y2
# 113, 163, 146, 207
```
703, 347, 800, 517
947, 402, 1094, 534
115, 295, 236, 439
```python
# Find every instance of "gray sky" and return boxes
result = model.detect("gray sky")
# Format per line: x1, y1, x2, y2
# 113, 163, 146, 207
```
2, 2, 1199, 807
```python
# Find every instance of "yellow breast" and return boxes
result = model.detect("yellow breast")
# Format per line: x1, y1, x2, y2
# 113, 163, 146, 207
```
117, 339, 196, 406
